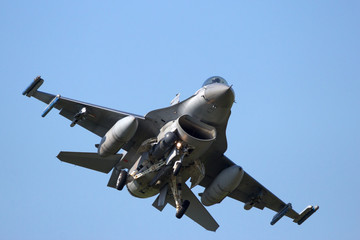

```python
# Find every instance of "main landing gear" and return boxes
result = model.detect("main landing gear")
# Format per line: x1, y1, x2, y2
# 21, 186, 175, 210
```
116, 170, 128, 191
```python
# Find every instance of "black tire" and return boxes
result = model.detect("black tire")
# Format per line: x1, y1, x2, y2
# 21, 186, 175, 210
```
116, 171, 127, 191
176, 200, 190, 219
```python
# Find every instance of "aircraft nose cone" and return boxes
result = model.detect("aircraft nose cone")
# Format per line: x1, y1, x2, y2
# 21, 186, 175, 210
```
204, 84, 235, 107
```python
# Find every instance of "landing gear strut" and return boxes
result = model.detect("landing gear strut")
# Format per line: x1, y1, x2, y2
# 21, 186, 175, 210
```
172, 146, 188, 176
116, 170, 128, 191
169, 175, 190, 219
173, 161, 182, 176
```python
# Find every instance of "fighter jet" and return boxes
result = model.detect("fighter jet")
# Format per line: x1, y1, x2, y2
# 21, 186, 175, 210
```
22, 76, 318, 231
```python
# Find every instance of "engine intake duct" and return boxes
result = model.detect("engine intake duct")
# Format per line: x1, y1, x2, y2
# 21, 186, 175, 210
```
176, 115, 216, 158
178, 115, 216, 141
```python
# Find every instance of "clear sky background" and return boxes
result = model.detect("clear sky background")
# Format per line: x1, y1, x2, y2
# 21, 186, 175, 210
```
1, 1, 359, 239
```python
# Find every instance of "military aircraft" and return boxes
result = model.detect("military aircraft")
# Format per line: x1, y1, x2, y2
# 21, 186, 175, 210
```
23, 76, 318, 231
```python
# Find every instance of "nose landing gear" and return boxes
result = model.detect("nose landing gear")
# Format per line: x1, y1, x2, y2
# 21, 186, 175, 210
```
172, 146, 189, 176
169, 174, 190, 219
176, 200, 190, 219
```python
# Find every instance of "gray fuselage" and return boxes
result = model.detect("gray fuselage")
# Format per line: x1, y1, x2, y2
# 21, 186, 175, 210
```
125, 81, 235, 198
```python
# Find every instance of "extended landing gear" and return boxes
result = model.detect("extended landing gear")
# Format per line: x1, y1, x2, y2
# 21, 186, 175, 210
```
169, 175, 190, 219
168, 147, 191, 218
172, 147, 188, 176
116, 170, 128, 191
176, 200, 190, 219
173, 161, 182, 176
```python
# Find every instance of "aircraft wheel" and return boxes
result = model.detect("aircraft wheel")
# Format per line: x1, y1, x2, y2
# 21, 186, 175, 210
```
176, 200, 190, 219
116, 170, 127, 191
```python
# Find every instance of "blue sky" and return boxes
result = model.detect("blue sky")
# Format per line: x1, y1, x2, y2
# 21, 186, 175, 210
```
1, 1, 359, 239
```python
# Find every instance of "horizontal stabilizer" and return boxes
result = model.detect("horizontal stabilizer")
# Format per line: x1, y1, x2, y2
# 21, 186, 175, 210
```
167, 183, 219, 231
57, 151, 123, 173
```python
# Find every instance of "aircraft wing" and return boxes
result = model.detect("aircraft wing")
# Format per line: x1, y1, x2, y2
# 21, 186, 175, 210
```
200, 155, 318, 225
32, 90, 145, 137
23, 77, 152, 149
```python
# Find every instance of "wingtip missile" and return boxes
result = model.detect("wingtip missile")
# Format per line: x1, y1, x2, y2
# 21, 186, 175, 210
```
294, 205, 319, 225
270, 203, 292, 225
41, 94, 60, 117
22, 76, 44, 97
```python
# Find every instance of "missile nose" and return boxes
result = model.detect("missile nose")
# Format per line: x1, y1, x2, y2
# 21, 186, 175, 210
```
204, 83, 235, 107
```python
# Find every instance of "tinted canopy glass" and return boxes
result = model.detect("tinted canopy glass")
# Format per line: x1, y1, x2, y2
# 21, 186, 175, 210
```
202, 76, 229, 87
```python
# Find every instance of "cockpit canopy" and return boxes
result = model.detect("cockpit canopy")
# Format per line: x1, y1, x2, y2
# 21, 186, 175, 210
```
202, 76, 229, 87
